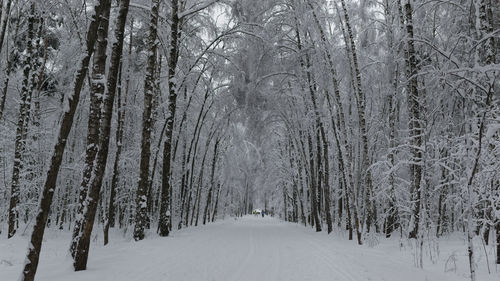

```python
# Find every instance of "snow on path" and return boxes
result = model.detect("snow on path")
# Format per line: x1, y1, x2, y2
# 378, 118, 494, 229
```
0, 216, 497, 281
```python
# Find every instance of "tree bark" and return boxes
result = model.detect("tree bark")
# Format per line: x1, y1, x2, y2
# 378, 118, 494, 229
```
73, 0, 129, 270
71, 1, 111, 269
8, 3, 36, 238
158, 0, 181, 236
70, 0, 111, 257
104, 16, 133, 246
496, 221, 500, 264
211, 183, 221, 222
134, 0, 160, 241
339, 0, 374, 235
203, 140, 219, 224
0, 0, 12, 55
0, 2, 21, 120
401, 0, 424, 240
293, 17, 322, 232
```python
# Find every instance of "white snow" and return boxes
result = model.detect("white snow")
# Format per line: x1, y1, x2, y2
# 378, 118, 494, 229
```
486, 123, 500, 139
0, 216, 498, 281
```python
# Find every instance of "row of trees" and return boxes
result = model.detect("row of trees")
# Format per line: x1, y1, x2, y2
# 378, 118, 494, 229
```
217, 0, 499, 280
0, 0, 243, 280
279, 0, 499, 278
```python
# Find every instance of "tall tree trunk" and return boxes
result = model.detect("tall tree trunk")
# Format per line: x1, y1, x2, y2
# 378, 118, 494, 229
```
334, 4, 362, 244
71, 0, 112, 269
339, 0, 374, 235
496, 221, 500, 264
382, 0, 400, 239
70, 4, 111, 253
145, 57, 163, 229
321, 131, 332, 233
8, 3, 36, 238
73, 0, 130, 270
297, 156, 307, 226
178, 138, 188, 229
307, 132, 321, 232
401, 0, 424, 240
196, 127, 217, 226
283, 185, 288, 221
184, 173, 193, 226
463, 0, 496, 276
288, 141, 299, 223
184, 92, 211, 226
104, 16, 133, 246
0, 0, 12, 55
158, 0, 181, 236
293, 18, 321, 231
134, 0, 160, 241
193, 182, 202, 226
103, 65, 123, 245
70, 0, 111, 257
211, 183, 221, 222
0, 3, 20, 120
203, 140, 218, 225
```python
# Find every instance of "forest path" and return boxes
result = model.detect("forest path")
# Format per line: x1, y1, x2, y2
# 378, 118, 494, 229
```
0, 216, 469, 281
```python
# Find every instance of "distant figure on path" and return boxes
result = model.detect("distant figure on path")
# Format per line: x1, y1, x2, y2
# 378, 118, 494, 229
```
262, 211, 264, 218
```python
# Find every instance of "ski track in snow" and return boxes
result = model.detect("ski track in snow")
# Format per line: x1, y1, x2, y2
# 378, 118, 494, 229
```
0, 216, 498, 281
224, 226, 255, 281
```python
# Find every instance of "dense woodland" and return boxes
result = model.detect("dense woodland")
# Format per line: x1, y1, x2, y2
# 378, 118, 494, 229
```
0, 0, 498, 280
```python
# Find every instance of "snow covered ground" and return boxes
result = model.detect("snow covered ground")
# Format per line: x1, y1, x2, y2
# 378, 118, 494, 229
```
1, 216, 498, 281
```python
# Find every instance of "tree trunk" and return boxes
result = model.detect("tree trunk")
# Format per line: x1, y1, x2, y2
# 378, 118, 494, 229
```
8, 3, 36, 238
400, 0, 423, 240
308, 132, 321, 232
198, 145, 211, 225
70, 6, 111, 254
0, 0, 12, 55
283, 185, 288, 221
211, 183, 221, 222
321, 132, 332, 233
339, 0, 374, 235
70, 0, 111, 257
134, 0, 160, 241
104, 16, 133, 246
178, 138, 188, 229
71, 2, 112, 270
203, 140, 218, 225
72, 0, 129, 270
293, 19, 321, 232
158, 0, 181, 236
496, 221, 500, 264
0, 0, 21, 119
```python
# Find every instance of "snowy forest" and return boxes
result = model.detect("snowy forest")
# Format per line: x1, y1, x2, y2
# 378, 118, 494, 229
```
0, 0, 499, 280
